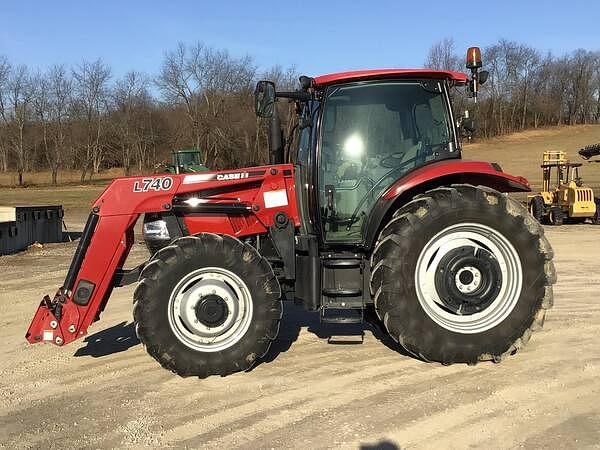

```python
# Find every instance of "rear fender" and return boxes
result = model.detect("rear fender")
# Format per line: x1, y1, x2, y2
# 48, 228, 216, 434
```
364, 160, 530, 249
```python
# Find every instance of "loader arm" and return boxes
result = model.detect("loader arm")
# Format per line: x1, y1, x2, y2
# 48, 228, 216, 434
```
26, 165, 299, 346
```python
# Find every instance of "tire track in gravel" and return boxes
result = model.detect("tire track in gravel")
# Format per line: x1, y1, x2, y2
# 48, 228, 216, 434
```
350, 367, 599, 449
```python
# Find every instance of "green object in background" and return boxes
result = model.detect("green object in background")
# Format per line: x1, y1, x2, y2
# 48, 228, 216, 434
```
165, 149, 209, 174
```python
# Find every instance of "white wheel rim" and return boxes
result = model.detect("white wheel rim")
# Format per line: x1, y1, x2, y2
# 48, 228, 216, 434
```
168, 267, 253, 352
415, 223, 523, 334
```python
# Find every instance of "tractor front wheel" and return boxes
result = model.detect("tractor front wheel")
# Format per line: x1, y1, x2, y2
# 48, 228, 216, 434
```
134, 233, 282, 377
529, 195, 546, 223
370, 184, 555, 364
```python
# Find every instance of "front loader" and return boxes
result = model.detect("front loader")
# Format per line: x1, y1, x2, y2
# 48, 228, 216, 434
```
26, 48, 556, 377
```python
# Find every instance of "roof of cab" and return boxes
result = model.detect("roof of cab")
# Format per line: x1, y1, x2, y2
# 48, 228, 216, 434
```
312, 69, 468, 87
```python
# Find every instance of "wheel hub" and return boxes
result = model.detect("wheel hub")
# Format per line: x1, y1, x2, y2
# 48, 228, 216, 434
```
415, 223, 523, 334
455, 266, 480, 293
195, 294, 228, 327
433, 245, 502, 315
169, 268, 253, 352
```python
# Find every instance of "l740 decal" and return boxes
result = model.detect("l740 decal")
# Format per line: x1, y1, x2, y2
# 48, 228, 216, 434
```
133, 177, 173, 192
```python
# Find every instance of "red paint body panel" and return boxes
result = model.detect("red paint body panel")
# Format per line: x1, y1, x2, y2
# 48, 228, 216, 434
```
25, 164, 299, 346
383, 160, 530, 201
313, 69, 469, 87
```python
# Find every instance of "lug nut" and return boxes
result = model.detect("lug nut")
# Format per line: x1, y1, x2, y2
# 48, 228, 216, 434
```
50, 320, 58, 329
55, 336, 64, 345
68, 325, 76, 333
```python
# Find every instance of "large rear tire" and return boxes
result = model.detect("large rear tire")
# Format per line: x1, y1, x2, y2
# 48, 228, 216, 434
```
134, 233, 282, 377
370, 184, 555, 364
549, 207, 564, 226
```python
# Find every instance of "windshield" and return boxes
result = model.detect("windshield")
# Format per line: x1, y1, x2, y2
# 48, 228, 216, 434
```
319, 80, 456, 243
174, 152, 201, 166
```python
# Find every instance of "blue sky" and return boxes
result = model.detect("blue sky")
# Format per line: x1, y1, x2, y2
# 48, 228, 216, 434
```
1, 0, 598, 79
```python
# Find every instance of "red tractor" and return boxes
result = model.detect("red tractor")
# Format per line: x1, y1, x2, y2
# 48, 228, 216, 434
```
26, 48, 555, 377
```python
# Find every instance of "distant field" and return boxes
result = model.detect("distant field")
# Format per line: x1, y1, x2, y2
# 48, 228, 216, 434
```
0, 185, 105, 211
463, 124, 600, 190
0, 167, 134, 187
1, 124, 599, 215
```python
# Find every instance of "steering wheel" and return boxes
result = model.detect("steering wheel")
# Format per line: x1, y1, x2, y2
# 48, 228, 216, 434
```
345, 157, 417, 231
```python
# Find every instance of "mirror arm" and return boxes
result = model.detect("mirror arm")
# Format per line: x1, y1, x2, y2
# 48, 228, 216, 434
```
269, 107, 284, 165
275, 91, 312, 102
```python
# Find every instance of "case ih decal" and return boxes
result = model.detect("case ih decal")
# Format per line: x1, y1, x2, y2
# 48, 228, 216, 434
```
183, 170, 265, 184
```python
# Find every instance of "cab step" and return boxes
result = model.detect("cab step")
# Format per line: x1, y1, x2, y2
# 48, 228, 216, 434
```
322, 288, 362, 297
323, 259, 361, 269
320, 306, 363, 324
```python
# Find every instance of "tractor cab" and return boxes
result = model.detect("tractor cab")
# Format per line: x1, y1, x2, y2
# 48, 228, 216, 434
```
257, 70, 469, 246
166, 149, 208, 174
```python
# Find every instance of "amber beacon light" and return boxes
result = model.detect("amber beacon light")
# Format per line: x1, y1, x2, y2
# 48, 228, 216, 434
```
466, 47, 482, 70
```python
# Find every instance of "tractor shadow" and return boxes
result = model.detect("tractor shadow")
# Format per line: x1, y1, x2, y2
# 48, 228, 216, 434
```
256, 303, 410, 369
71, 306, 409, 363
73, 321, 140, 358
62, 231, 82, 242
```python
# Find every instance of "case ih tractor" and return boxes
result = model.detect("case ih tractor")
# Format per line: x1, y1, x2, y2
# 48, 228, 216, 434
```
26, 48, 555, 377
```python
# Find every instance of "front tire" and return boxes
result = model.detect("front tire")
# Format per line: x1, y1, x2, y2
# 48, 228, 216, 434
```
529, 195, 546, 223
370, 184, 555, 364
134, 233, 282, 377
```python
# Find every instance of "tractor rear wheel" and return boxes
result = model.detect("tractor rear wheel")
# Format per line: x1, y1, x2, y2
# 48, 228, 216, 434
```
549, 207, 564, 226
134, 233, 282, 377
370, 184, 555, 364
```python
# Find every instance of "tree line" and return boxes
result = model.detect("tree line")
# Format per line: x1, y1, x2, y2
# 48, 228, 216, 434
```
1, 39, 599, 185
425, 38, 600, 137
0, 42, 297, 185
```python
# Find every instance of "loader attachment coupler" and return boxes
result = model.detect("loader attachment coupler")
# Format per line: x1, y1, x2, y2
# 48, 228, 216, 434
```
25, 211, 137, 346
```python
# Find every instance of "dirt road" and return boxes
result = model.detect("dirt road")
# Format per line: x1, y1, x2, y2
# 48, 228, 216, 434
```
0, 224, 599, 449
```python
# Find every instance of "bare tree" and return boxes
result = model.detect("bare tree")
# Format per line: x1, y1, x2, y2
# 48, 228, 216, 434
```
156, 42, 256, 168
0, 56, 10, 172
425, 38, 461, 71
72, 59, 111, 182
31, 65, 72, 184
0, 64, 32, 185
112, 71, 154, 175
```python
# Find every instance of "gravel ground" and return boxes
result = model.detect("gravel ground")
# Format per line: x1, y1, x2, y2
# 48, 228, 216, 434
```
0, 225, 599, 449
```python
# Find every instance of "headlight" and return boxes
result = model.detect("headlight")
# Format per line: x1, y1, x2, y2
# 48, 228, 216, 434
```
143, 219, 170, 241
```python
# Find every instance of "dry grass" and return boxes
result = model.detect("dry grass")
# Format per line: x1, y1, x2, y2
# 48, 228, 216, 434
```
463, 124, 600, 189
0, 167, 145, 187
0, 185, 106, 211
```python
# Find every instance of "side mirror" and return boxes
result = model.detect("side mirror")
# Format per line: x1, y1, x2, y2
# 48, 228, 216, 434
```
460, 111, 476, 133
462, 117, 476, 133
478, 70, 489, 85
254, 80, 276, 118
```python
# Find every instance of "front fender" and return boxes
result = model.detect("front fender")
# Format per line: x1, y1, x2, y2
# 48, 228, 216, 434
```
364, 159, 530, 249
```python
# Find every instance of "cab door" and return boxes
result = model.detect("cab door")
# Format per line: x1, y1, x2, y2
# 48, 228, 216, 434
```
317, 80, 455, 244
